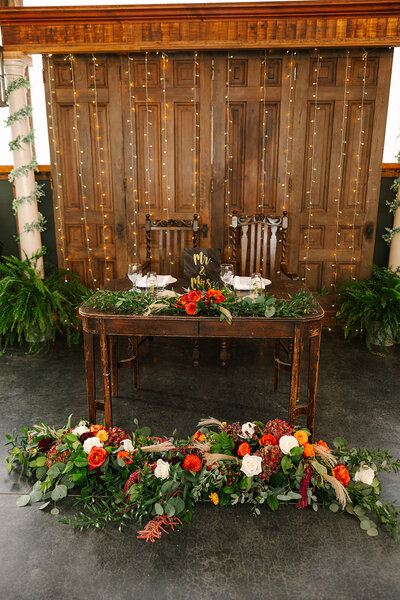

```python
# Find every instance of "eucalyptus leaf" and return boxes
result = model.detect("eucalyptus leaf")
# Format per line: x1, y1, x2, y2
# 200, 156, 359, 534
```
16, 495, 30, 507
51, 484, 68, 502
154, 502, 164, 515
367, 528, 378, 537
50, 507, 59, 516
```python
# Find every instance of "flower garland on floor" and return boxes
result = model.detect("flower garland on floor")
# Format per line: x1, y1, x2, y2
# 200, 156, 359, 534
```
84, 288, 319, 324
5, 416, 400, 541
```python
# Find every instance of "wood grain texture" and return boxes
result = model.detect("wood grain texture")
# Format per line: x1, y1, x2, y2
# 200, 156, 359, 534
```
2, 2, 400, 52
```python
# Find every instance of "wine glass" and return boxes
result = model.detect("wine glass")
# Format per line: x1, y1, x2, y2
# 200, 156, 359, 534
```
250, 272, 263, 292
127, 263, 142, 291
220, 263, 234, 290
146, 271, 158, 295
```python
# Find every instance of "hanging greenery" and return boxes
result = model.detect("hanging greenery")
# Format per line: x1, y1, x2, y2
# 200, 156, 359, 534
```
8, 129, 35, 152
5, 104, 33, 126
5, 75, 31, 100
12, 182, 45, 214
383, 227, 400, 244
383, 146, 400, 246
8, 158, 39, 183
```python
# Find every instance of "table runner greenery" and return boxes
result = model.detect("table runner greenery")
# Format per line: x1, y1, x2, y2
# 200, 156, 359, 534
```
5, 415, 400, 542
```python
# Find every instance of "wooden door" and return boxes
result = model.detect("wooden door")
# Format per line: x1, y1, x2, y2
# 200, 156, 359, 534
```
212, 49, 393, 293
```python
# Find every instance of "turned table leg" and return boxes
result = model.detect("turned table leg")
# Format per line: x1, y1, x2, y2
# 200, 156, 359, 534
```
109, 335, 118, 397
83, 330, 96, 424
288, 324, 302, 428
99, 321, 112, 429
307, 327, 322, 441
220, 338, 228, 367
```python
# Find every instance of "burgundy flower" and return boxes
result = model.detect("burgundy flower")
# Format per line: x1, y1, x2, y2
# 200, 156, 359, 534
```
38, 437, 54, 453
79, 431, 95, 444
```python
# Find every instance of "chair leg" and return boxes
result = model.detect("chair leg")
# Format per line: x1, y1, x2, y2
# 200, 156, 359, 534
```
220, 338, 229, 367
129, 336, 139, 389
109, 336, 118, 397
273, 339, 280, 391
192, 338, 200, 367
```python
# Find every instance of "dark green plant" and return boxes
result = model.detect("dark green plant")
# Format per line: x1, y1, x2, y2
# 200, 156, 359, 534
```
336, 265, 400, 351
0, 250, 89, 354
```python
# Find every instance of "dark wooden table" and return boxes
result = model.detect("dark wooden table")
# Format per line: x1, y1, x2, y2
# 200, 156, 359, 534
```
79, 279, 324, 436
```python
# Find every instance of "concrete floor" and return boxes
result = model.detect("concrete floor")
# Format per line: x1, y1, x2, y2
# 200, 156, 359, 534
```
0, 331, 399, 600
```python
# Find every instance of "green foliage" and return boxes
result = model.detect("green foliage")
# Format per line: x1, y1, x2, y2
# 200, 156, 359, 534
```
336, 265, 400, 351
12, 183, 45, 214
4, 105, 33, 127
8, 129, 35, 152
5, 76, 31, 100
8, 158, 38, 183
0, 252, 89, 353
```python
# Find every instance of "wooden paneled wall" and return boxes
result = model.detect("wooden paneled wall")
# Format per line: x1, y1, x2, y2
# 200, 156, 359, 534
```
44, 49, 392, 291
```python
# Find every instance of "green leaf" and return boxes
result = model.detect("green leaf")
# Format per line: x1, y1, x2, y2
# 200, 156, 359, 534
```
50, 507, 59, 516
136, 426, 151, 437
289, 446, 304, 460
333, 437, 347, 449
309, 458, 327, 476
281, 455, 292, 473
80, 486, 91, 498
170, 496, 185, 515
35, 455, 47, 467
74, 457, 88, 468
329, 503, 339, 513
267, 496, 279, 511
47, 464, 63, 478
16, 494, 30, 507
30, 490, 43, 503
360, 519, 374, 530
367, 528, 378, 537
269, 473, 283, 487
36, 466, 47, 479
353, 505, 366, 517
60, 475, 74, 489
51, 484, 68, 502
38, 501, 50, 510
64, 433, 79, 443
154, 502, 164, 515
6, 463, 13, 473
165, 502, 175, 517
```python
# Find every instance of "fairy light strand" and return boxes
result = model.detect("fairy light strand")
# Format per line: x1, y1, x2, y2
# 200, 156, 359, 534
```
127, 54, 139, 260
282, 50, 295, 211
259, 49, 268, 211
191, 50, 200, 214
91, 54, 110, 283
350, 51, 368, 281
68, 54, 96, 287
144, 52, 152, 213
161, 53, 171, 221
224, 53, 233, 260
331, 50, 351, 301
303, 52, 322, 283
45, 55, 68, 278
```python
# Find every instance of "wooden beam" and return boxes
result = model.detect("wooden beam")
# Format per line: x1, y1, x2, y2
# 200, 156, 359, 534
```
1, 1, 400, 53
382, 163, 400, 178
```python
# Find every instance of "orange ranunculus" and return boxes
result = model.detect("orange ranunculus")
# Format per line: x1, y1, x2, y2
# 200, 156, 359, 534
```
302, 442, 315, 458
117, 450, 133, 465
188, 290, 203, 303
315, 440, 330, 451
90, 424, 103, 434
294, 430, 309, 446
185, 302, 198, 315
332, 464, 350, 487
96, 429, 109, 442
193, 430, 206, 443
183, 454, 202, 472
205, 289, 225, 304
209, 493, 219, 505
259, 433, 278, 446
237, 442, 251, 457
175, 293, 189, 309
87, 446, 108, 470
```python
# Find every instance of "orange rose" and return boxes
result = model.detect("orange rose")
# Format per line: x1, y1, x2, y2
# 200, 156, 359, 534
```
117, 450, 133, 465
193, 430, 206, 443
302, 442, 315, 458
183, 454, 202, 471
294, 430, 309, 446
185, 302, 198, 315
87, 446, 108, 470
237, 442, 251, 457
205, 289, 225, 304
175, 293, 189, 309
90, 424, 103, 434
332, 464, 350, 487
259, 433, 278, 446
96, 429, 109, 442
188, 290, 203, 303
315, 440, 330, 451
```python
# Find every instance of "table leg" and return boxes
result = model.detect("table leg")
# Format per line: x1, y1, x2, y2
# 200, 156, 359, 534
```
99, 321, 112, 429
109, 336, 118, 397
83, 330, 96, 424
288, 324, 302, 428
220, 338, 228, 367
307, 327, 322, 440
130, 336, 139, 389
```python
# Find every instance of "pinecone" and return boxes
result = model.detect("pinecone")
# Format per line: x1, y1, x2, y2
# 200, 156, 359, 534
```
46, 445, 69, 468
264, 418, 293, 441
222, 422, 243, 443
107, 426, 129, 448
255, 445, 283, 481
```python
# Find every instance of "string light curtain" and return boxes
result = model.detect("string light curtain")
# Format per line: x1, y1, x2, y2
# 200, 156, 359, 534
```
224, 53, 233, 261
127, 54, 139, 260
259, 49, 268, 212
191, 50, 200, 215
282, 50, 296, 212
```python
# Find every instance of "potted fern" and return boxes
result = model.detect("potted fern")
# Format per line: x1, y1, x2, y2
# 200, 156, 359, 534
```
0, 250, 89, 354
336, 265, 400, 352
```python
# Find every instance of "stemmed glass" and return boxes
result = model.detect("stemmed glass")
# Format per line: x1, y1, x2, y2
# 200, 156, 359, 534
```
146, 271, 158, 295
250, 272, 263, 292
127, 263, 142, 291
220, 263, 234, 290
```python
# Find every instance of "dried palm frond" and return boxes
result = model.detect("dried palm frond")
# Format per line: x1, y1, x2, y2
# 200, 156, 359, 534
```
139, 441, 176, 453
313, 444, 338, 468
192, 441, 212, 453
322, 473, 350, 509
203, 452, 238, 466
197, 417, 224, 430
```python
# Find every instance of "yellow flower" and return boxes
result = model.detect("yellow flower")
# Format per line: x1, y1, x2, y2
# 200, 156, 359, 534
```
209, 493, 219, 505
96, 429, 109, 443
221, 421, 227, 427
294, 430, 309, 446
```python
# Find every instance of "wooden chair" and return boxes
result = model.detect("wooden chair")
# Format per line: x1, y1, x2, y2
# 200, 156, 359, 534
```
109, 215, 200, 396
228, 210, 298, 382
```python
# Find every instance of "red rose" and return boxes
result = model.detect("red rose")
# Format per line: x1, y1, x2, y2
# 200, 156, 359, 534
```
183, 454, 202, 471
237, 442, 251, 457
87, 446, 108, 470
205, 289, 225, 304
259, 433, 278, 446
332, 464, 350, 487
188, 290, 203, 303
185, 302, 198, 315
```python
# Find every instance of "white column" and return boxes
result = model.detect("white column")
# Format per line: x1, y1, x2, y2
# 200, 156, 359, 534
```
388, 187, 400, 273
4, 54, 44, 276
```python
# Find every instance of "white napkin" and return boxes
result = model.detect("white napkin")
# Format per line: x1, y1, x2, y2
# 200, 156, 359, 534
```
233, 276, 271, 290
136, 275, 177, 288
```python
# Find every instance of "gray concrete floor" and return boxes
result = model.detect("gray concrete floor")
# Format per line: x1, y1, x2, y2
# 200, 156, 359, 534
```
0, 331, 399, 600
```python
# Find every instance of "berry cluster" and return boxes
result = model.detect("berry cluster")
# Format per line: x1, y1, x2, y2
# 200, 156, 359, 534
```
46, 444, 69, 468
255, 445, 283, 481
264, 418, 293, 441
107, 426, 129, 447
219, 463, 240, 486
222, 422, 243, 443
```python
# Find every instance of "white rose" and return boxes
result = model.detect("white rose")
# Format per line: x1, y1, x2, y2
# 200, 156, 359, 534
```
83, 436, 103, 454
121, 439, 135, 453
154, 458, 170, 480
279, 435, 299, 455
353, 465, 375, 486
71, 425, 90, 436
240, 454, 262, 477
240, 422, 256, 438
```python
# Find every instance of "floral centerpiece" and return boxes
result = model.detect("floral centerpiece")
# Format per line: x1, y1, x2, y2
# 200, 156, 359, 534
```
5, 416, 400, 542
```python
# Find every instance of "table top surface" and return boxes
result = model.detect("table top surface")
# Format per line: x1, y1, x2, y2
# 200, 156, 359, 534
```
79, 277, 324, 322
